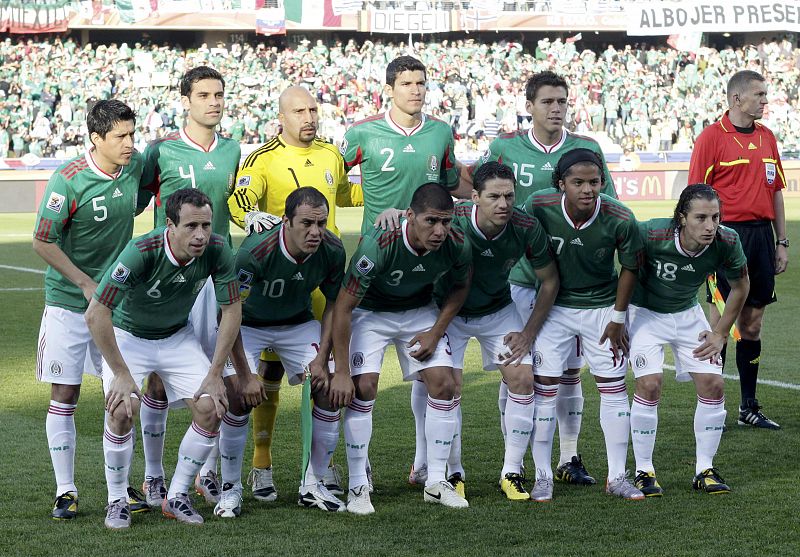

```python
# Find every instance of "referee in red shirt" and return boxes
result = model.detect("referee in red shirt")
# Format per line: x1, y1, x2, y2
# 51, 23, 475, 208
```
688, 70, 788, 430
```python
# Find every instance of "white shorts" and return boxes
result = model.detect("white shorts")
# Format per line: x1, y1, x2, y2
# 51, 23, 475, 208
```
36, 305, 102, 385
236, 321, 321, 386
628, 304, 722, 382
101, 325, 211, 405
189, 278, 218, 360
533, 305, 627, 378
447, 304, 532, 371
511, 284, 583, 370
349, 304, 454, 381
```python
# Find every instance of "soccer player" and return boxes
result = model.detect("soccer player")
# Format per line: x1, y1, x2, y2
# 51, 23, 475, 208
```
33, 99, 143, 520
329, 183, 472, 514
524, 148, 644, 502
213, 187, 347, 518
85, 188, 252, 529
227, 85, 362, 502
137, 66, 241, 507
470, 71, 617, 484
629, 184, 749, 496
688, 70, 787, 429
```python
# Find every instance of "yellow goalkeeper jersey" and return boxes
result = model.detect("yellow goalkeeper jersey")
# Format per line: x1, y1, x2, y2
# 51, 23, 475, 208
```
229, 135, 362, 237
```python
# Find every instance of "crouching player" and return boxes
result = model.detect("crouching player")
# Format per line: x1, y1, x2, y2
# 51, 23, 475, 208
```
85, 189, 257, 528
213, 187, 348, 518
629, 184, 749, 496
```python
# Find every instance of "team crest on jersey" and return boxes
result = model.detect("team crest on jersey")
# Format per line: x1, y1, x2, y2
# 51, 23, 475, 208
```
237, 269, 254, 285
428, 155, 438, 172
532, 351, 543, 368
633, 354, 647, 370
325, 169, 334, 186
502, 258, 517, 273
594, 248, 608, 260
46, 192, 66, 214
49, 360, 63, 377
339, 138, 348, 156
111, 263, 131, 284
765, 162, 776, 185
355, 255, 375, 276
237, 176, 251, 188
351, 352, 365, 368
193, 280, 206, 294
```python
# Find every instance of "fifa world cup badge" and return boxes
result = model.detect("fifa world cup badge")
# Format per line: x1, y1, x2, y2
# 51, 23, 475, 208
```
765, 162, 776, 185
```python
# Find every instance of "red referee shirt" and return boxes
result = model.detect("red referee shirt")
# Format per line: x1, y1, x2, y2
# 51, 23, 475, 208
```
688, 111, 785, 222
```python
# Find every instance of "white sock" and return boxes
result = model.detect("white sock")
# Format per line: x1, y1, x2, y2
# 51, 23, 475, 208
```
556, 374, 584, 465
140, 394, 168, 479
411, 380, 428, 470
424, 396, 457, 487
200, 441, 220, 477
630, 394, 659, 473
598, 379, 631, 479
219, 412, 250, 487
447, 397, 464, 478
167, 422, 218, 499
498, 379, 508, 440
344, 398, 373, 490
695, 395, 726, 474
501, 391, 534, 477
531, 383, 558, 478
306, 407, 340, 487
47, 400, 77, 496
103, 417, 133, 503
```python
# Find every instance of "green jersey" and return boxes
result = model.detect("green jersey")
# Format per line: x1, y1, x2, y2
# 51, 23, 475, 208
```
435, 201, 552, 317
526, 191, 643, 309
342, 220, 472, 312
236, 225, 346, 327
632, 218, 747, 313
473, 128, 616, 288
34, 150, 144, 312
341, 112, 459, 235
94, 227, 239, 340
141, 130, 240, 239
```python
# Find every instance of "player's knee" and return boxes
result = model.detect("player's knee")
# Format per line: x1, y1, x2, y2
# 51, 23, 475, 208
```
108, 400, 138, 431
564, 367, 581, 376
223, 376, 246, 415
353, 374, 379, 401
504, 368, 534, 394
737, 319, 762, 340
696, 374, 724, 400
192, 396, 222, 430
423, 369, 455, 400
534, 374, 560, 387
51, 383, 81, 405
634, 374, 662, 400
452, 370, 464, 397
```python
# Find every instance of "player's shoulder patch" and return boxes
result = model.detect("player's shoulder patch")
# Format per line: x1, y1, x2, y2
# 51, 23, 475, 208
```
111, 262, 131, 284
45, 191, 66, 214
354, 254, 375, 276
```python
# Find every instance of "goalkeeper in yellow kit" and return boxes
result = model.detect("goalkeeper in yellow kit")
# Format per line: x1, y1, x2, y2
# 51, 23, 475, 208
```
228, 86, 362, 502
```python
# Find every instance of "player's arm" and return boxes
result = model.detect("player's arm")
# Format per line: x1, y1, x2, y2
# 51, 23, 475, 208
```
228, 331, 265, 410
695, 274, 749, 362
773, 190, 788, 273
228, 166, 269, 230
33, 240, 96, 301
309, 247, 346, 393
504, 261, 559, 365
330, 287, 359, 409
448, 160, 474, 199
136, 143, 159, 216
334, 154, 364, 208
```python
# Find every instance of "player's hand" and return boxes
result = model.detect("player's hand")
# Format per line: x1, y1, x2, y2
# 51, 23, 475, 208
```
308, 356, 330, 396
374, 208, 404, 231
329, 372, 354, 409
244, 211, 281, 235
775, 244, 788, 274
238, 373, 266, 410
81, 280, 98, 302
502, 331, 533, 366
693, 330, 726, 363
105, 370, 141, 419
194, 374, 229, 418
600, 321, 629, 360
408, 330, 440, 361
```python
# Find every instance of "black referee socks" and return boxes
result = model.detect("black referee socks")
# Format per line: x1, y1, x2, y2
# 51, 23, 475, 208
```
736, 339, 762, 403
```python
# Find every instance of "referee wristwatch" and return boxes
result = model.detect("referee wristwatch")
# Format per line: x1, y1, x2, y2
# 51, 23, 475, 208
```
777, 238, 789, 248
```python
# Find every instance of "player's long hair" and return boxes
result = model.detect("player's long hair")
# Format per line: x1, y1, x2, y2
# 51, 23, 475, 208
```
672, 183, 722, 233
551, 148, 604, 190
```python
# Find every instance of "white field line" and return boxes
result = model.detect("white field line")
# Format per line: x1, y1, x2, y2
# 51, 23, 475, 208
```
0, 264, 45, 275
663, 364, 800, 391
0, 287, 43, 291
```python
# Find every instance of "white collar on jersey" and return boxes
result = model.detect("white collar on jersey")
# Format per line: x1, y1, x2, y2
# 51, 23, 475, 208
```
164, 228, 196, 267
84, 148, 123, 180
470, 204, 507, 241
402, 219, 428, 256
527, 127, 567, 154
180, 128, 219, 153
561, 193, 601, 230
279, 226, 311, 264
385, 111, 426, 137
674, 228, 711, 258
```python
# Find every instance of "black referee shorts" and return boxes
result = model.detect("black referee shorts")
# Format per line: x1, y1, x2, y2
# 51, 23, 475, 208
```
706, 221, 777, 308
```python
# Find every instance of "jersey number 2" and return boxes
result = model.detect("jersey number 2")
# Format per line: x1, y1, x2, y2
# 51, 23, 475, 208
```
380, 148, 395, 172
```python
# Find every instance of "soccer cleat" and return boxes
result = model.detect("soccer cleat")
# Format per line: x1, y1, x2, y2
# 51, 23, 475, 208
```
634, 470, 664, 497
247, 467, 277, 502
104, 498, 131, 530
195, 470, 221, 504
448, 472, 466, 499
499, 473, 529, 501
554, 454, 597, 485
738, 399, 781, 430
162, 493, 204, 524
299, 482, 347, 512
531, 471, 554, 502
142, 476, 168, 507
214, 483, 243, 518
366, 460, 374, 493
408, 463, 428, 485
51, 491, 78, 520
423, 480, 469, 508
693, 468, 731, 494
606, 473, 645, 500
346, 485, 375, 515
323, 464, 344, 496
127, 486, 151, 513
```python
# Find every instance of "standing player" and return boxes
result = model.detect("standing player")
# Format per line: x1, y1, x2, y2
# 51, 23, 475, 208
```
137, 66, 241, 507
33, 100, 143, 520
227, 85, 362, 502
524, 149, 644, 502
85, 189, 248, 528
329, 184, 472, 515
470, 71, 617, 484
629, 184, 749, 496
214, 188, 348, 518
689, 70, 787, 429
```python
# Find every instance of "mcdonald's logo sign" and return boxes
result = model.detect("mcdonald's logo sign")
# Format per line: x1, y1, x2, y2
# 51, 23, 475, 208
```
612, 171, 666, 201
641, 175, 662, 197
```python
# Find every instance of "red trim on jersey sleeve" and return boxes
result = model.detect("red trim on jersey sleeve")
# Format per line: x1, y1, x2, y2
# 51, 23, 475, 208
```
344, 275, 361, 296
34, 218, 53, 241
443, 144, 454, 170
346, 146, 363, 168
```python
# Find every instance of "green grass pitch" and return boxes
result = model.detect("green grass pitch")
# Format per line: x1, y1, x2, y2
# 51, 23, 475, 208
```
1, 202, 798, 556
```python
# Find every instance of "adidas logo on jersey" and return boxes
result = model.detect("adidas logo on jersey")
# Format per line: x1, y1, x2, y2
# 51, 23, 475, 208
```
292, 272, 304, 281
541, 162, 554, 171
112, 188, 123, 198
172, 273, 186, 283
403, 144, 416, 153
304, 159, 313, 167
681, 264, 695, 272
570, 238, 584, 246
204, 161, 216, 170
480, 249, 494, 257
412, 264, 425, 272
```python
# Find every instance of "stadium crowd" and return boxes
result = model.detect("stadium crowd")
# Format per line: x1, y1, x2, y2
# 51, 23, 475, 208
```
1, 34, 799, 160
